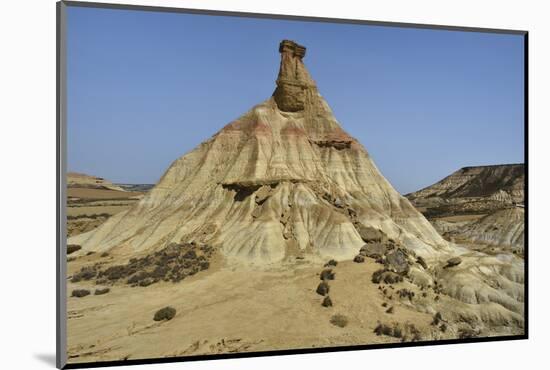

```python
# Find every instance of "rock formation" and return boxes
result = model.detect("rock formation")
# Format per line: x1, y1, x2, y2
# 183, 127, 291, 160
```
406, 164, 525, 251
407, 164, 524, 217
69, 40, 449, 264
67, 172, 126, 192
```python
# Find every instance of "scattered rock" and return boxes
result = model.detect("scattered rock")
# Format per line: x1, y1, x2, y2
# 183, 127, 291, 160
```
67, 244, 81, 255
382, 302, 388, 307
329, 314, 348, 328
322, 296, 333, 307
153, 306, 177, 321
94, 288, 110, 295
100, 252, 109, 258
445, 257, 462, 268
385, 306, 394, 314
440, 324, 447, 332
385, 249, 410, 274
316, 281, 330, 296
320, 269, 335, 281
353, 255, 365, 263
255, 185, 272, 205
324, 259, 338, 267
416, 256, 428, 269
357, 225, 387, 244
359, 243, 387, 259
71, 289, 90, 298
372, 269, 403, 284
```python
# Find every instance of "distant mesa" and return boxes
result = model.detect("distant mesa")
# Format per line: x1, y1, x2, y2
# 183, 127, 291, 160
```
407, 164, 525, 251
67, 172, 126, 192
406, 164, 525, 217
407, 164, 524, 204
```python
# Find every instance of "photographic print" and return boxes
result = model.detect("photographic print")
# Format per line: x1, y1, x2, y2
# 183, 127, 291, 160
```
58, 2, 526, 367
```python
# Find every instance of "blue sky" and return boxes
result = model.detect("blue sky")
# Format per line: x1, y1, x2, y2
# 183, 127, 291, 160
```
67, 6, 524, 194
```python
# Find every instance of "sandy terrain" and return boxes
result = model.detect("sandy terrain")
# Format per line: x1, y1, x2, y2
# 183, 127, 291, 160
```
67, 252, 518, 364
67, 187, 146, 237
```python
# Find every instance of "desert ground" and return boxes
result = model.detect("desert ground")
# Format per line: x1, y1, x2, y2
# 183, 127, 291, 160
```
66, 173, 151, 237
66, 248, 522, 363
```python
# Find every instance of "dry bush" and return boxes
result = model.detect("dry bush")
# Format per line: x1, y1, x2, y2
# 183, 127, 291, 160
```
330, 314, 349, 328
71, 289, 90, 298
153, 306, 176, 321
71, 267, 97, 283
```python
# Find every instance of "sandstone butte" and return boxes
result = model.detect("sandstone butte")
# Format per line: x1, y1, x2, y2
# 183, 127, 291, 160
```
69, 40, 449, 263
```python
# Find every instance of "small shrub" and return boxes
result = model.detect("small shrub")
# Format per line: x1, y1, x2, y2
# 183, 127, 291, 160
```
374, 323, 394, 336
353, 255, 365, 263
183, 250, 197, 259
372, 269, 384, 283
397, 289, 415, 301
324, 259, 338, 267
372, 269, 403, 284
103, 265, 127, 280
71, 267, 97, 283
94, 288, 110, 295
330, 314, 349, 328
431, 312, 443, 326
100, 252, 109, 257
153, 306, 176, 321
71, 289, 90, 298
458, 327, 479, 339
